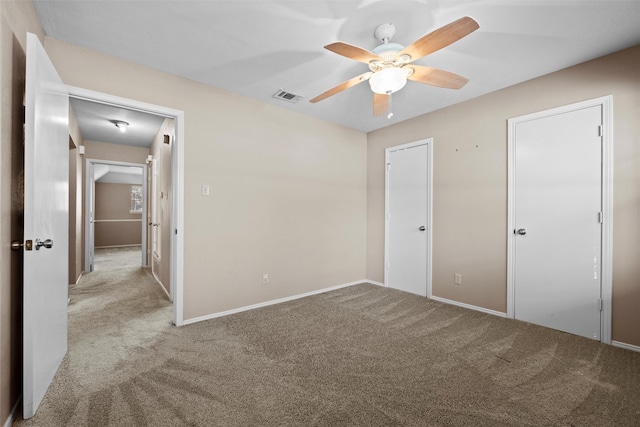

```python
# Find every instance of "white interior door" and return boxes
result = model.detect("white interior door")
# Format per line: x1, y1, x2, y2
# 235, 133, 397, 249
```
512, 105, 602, 340
23, 32, 69, 419
385, 141, 430, 296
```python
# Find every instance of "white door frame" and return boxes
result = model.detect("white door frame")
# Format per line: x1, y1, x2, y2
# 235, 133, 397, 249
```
69, 85, 185, 326
384, 138, 433, 297
507, 96, 613, 344
84, 159, 148, 269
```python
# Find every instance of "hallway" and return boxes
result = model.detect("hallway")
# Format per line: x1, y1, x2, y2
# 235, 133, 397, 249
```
93, 246, 142, 271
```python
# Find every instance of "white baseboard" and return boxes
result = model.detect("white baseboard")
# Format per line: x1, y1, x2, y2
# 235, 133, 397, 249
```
429, 295, 507, 318
4, 396, 21, 427
149, 269, 172, 301
144, 264, 174, 305
95, 244, 142, 249
364, 282, 505, 319
182, 280, 368, 326
366, 280, 385, 287
77, 271, 84, 285
612, 340, 640, 353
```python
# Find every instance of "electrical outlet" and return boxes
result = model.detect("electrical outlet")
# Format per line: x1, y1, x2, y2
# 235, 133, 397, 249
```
454, 273, 462, 285
262, 273, 269, 285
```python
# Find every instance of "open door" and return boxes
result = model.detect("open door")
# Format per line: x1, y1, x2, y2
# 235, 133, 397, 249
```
23, 33, 69, 419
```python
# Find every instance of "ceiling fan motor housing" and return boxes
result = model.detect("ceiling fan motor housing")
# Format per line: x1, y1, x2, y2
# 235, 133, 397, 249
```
372, 42, 404, 59
369, 30, 412, 94
371, 43, 406, 71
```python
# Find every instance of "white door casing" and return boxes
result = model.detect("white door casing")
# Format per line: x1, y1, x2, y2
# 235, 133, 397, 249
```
85, 161, 95, 272
23, 32, 69, 419
67, 86, 185, 326
152, 154, 161, 280
84, 159, 148, 270
385, 139, 433, 297
507, 96, 613, 343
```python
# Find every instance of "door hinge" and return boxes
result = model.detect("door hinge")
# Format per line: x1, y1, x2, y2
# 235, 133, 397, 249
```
386, 163, 391, 171
598, 125, 603, 137
598, 298, 603, 311
598, 212, 603, 224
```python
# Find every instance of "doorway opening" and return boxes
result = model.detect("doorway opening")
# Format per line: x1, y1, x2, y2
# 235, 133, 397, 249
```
68, 86, 185, 326
85, 160, 147, 272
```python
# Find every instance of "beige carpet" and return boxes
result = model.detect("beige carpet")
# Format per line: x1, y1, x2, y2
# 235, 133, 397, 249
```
93, 246, 142, 271
14, 267, 640, 426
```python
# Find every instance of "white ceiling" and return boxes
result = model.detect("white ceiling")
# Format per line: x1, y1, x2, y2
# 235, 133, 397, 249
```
70, 98, 165, 148
36, 1, 640, 133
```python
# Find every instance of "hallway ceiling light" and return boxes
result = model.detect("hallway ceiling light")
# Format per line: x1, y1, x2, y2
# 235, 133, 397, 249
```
111, 120, 129, 132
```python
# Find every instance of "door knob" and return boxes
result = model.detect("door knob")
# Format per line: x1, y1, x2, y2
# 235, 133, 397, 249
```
35, 238, 53, 250
516, 228, 527, 235
419, 226, 426, 231
11, 241, 23, 251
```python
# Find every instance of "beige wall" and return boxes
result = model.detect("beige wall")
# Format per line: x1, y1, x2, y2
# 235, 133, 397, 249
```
149, 118, 174, 293
367, 45, 640, 346
94, 182, 143, 248
0, 0, 44, 423
45, 38, 368, 321
84, 139, 150, 164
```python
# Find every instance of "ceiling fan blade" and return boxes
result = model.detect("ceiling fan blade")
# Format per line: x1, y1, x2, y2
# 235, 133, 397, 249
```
398, 16, 479, 63
373, 93, 389, 116
309, 72, 372, 103
407, 65, 469, 89
325, 42, 382, 64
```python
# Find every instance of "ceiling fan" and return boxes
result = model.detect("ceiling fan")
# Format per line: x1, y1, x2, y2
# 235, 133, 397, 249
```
310, 16, 479, 117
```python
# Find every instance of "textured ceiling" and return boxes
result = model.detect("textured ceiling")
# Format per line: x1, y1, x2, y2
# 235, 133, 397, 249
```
36, 0, 640, 133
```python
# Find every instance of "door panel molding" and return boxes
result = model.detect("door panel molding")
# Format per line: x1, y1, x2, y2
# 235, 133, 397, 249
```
507, 96, 613, 343
384, 138, 433, 297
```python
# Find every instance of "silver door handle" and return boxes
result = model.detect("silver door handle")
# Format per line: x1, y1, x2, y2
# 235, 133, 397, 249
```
35, 238, 53, 250
516, 228, 527, 235
419, 226, 426, 231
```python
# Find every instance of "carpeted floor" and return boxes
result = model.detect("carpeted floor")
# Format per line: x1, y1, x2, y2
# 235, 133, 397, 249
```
93, 246, 142, 271
14, 267, 640, 426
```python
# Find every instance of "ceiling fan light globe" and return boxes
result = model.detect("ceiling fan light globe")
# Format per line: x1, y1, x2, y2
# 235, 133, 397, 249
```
369, 67, 408, 94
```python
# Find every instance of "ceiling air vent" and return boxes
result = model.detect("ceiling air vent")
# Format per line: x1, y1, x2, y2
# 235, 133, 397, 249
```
272, 89, 304, 103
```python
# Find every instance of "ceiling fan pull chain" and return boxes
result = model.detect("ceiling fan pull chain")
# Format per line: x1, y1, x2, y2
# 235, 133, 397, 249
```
387, 91, 394, 119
